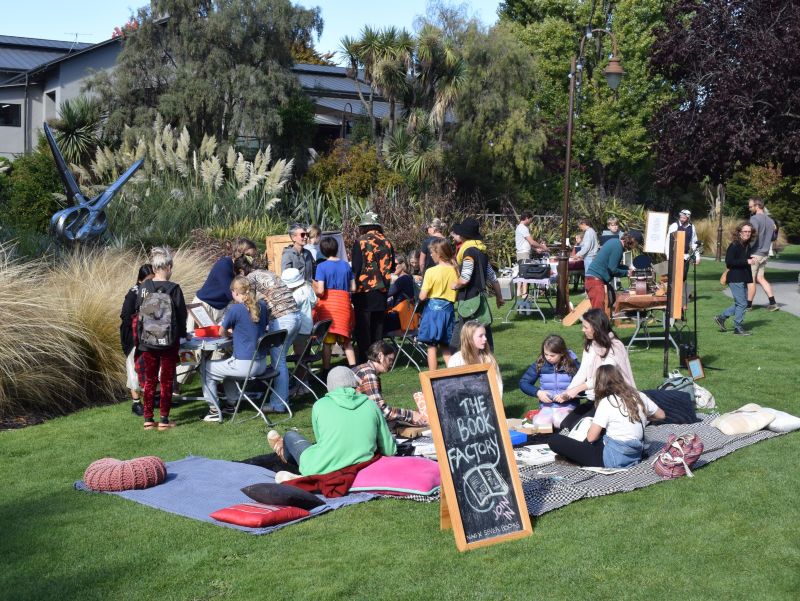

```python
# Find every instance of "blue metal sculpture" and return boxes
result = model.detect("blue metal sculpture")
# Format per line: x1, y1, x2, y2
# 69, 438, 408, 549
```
44, 123, 143, 243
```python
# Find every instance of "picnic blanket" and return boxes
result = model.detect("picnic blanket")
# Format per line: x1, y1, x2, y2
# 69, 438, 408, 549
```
390, 413, 786, 511
520, 413, 785, 516
74, 456, 376, 534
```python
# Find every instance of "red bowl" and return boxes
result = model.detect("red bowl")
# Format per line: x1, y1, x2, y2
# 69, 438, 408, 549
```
194, 325, 221, 338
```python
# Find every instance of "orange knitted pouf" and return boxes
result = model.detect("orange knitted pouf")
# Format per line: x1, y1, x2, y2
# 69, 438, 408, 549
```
83, 456, 167, 492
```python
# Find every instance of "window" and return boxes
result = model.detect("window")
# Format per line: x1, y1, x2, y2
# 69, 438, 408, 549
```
0, 103, 21, 127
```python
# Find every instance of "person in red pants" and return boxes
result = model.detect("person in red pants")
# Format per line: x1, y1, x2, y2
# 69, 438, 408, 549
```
584, 230, 643, 312
136, 247, 188, 430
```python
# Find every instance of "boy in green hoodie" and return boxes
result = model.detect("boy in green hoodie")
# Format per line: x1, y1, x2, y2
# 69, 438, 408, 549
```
268, 366, 396, 477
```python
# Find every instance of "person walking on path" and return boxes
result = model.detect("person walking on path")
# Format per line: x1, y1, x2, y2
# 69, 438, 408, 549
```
746, 198, 779, 311
715, 222, 757, 336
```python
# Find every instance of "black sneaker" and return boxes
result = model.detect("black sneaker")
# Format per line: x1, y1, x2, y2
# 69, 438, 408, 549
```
713, 315, 727, 332
131, 402, 144, 416
733, 327, 752, 336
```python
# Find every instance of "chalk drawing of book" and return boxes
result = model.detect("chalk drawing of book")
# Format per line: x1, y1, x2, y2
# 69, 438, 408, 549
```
464, 464, 509, 509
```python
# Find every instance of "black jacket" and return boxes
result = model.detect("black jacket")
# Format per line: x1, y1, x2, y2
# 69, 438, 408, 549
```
120, 284, 140, 356
724, 242, 753, 284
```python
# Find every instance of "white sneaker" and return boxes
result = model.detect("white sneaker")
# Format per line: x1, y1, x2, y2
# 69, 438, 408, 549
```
203, 408, 222, 423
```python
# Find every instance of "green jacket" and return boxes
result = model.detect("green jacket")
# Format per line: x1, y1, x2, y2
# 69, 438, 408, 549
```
299, 386, 397, 476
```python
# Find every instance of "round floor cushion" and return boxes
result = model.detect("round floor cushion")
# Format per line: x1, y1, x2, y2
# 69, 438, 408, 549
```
84, 456, 167, 492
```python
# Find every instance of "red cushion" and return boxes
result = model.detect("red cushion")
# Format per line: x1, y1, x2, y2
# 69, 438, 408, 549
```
209, 503, 310, 527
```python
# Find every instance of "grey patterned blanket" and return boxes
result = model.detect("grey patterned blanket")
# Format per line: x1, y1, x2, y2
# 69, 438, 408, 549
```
391, 414, 786, 516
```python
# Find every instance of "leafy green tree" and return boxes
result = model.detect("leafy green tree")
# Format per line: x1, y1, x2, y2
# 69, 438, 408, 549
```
87, 0, 320, 161
447, 20, 546, 206
501, 0, 676, 202
3, 137, 63, 233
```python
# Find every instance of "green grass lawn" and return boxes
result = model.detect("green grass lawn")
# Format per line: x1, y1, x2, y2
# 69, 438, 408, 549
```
2, 250, 799, 601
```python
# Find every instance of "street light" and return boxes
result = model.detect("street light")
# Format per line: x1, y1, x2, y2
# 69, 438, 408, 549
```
556, 29, 625, 317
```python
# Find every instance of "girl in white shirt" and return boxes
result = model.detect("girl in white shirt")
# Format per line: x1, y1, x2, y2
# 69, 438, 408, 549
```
447, 320, 503, 396
548, 365, 665, 468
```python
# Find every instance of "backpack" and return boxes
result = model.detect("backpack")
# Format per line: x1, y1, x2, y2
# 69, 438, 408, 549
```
137, 280, 178, 351
659, 370, 716, 410
651, 433, 704, 478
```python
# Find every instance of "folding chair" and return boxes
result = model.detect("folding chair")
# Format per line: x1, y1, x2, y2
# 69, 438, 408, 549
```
229, 329, 291, 426
286, 319, 332, 401
384, 299, 426, 371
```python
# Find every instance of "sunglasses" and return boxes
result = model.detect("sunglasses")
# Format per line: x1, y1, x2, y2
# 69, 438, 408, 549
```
296, 232, 308, 238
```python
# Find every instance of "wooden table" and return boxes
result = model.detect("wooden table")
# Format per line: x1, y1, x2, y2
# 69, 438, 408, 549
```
613, 292, 678, 355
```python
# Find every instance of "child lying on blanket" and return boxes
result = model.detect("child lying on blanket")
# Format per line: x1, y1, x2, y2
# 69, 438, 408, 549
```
548, 365, 665, 468
268, 366, 396, 481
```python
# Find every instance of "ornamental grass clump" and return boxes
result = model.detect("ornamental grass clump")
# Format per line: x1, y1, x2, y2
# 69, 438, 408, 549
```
0, 245, 88, 417
0, 245, 212, 418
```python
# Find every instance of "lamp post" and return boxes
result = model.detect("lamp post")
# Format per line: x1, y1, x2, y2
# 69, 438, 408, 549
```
556, 29, 624, 316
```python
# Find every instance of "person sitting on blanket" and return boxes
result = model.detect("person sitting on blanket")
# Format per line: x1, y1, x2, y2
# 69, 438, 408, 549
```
354, 341, 428, 428
554, 308, 635, 430
519, 334, 580, 428
267, 366, 396, 479
548, 365, 665, 468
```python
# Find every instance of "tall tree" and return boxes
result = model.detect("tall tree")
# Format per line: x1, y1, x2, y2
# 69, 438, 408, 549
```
500, 0, 676, 202
88, 0, 321, 152
650, 0, 800, 187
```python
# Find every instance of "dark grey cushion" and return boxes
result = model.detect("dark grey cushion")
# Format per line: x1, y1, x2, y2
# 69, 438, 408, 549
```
241, 483, 325, 510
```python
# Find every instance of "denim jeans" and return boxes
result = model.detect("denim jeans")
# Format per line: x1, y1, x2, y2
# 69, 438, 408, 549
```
283, 430, 313, 465
583, 257, 593, 273
268, 312, 301, 411
602, 435, 644, 468
200, 357, 266, 410
721, 281, 747, 328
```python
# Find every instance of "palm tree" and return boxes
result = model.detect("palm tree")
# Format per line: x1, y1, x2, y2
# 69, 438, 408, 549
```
48, 96, 105, 166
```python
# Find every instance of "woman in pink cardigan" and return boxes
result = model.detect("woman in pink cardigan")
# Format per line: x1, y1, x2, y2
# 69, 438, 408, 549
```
553, 308, 635, 430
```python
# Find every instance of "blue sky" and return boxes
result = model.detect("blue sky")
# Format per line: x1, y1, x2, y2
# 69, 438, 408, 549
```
4, 1, 500, 59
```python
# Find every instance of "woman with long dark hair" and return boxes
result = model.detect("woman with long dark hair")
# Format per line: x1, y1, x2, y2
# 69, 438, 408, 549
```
554, 308, 635, 429
714, 221, 757, 336
547, 365, 665, 467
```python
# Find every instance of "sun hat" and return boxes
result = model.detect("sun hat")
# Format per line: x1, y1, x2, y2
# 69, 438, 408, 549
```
280, 268, 304, 289
359, 211, 382, 228
680, 209, 691, 217
451, 217, 483, 240
327, 366, 359, 392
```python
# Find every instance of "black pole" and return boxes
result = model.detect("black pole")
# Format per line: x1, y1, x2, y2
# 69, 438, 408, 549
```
557, 56, 577, 317
693, 254, 698, 355
663, 232, 675, 377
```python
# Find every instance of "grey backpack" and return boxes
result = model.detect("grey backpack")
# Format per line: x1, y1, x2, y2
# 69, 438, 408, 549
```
137, 280, 177, 351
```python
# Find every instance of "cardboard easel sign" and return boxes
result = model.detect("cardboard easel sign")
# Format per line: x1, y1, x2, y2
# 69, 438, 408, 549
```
419, 364, 532, 552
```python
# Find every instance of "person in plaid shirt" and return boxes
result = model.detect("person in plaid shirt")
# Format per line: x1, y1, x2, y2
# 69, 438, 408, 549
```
353, 341, 426, 427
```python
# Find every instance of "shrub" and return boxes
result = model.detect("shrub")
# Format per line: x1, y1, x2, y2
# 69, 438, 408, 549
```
3, 136, 63, 233
305, 140, 405, 198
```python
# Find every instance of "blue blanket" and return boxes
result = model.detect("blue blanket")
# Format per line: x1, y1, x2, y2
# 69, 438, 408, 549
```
75, 456, 376, 534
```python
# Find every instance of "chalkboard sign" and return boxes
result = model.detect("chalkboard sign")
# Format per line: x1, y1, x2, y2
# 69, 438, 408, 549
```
419, 364, 532, 551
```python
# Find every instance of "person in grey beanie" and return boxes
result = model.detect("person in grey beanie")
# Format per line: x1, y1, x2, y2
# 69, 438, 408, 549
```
267, 366, 396, 479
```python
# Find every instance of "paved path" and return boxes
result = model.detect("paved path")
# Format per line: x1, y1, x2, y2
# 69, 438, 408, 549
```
720, 257, 800, 317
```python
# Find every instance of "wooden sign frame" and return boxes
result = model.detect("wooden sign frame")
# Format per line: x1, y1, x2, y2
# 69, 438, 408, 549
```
419, 363, 533, 552
668, 230, 685, 320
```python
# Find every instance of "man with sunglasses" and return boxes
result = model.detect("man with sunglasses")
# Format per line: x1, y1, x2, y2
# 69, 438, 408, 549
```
281, 223, 315, 282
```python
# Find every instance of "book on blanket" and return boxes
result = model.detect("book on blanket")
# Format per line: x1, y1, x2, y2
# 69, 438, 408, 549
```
514, 445, 556, 467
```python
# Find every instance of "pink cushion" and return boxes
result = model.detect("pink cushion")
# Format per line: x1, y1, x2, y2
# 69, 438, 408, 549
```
209, 503, 309, 527
350, 456, 441, 495
83, 456, 167, 492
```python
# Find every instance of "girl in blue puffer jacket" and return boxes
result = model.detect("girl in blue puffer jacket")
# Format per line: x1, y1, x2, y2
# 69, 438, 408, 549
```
520, 335, 580, 428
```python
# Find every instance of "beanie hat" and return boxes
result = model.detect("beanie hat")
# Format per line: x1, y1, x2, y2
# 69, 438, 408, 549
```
327, 366, 359, 392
